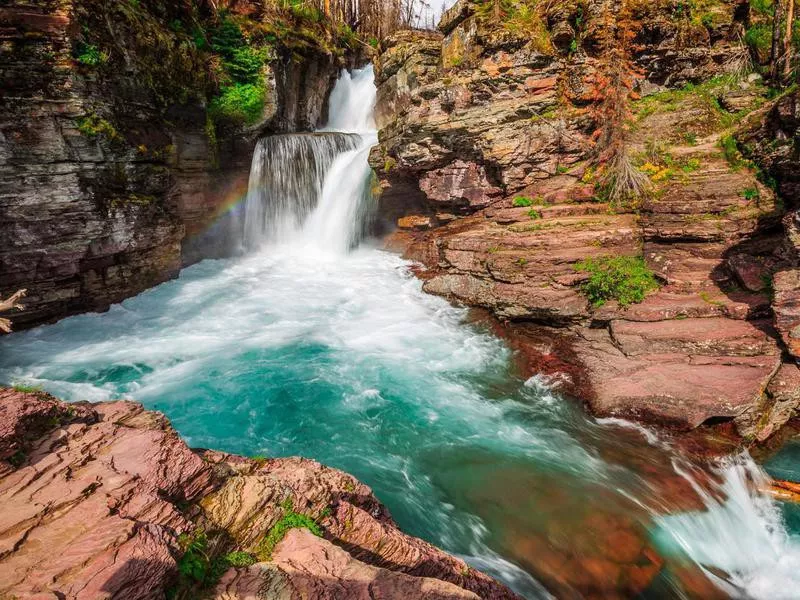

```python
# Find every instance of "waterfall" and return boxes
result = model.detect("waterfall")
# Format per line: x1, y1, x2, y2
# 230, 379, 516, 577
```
242, 65, 378, 252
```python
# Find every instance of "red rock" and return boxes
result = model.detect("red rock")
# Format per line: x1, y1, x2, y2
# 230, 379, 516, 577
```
0, 390, 518, 600
397, 215, 433, 230
419, 160, 503, 212
773, 268, 800, 360
214, 528, 480, 600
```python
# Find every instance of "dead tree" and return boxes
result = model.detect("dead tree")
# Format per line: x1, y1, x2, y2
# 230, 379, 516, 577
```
0, 289, 26, 334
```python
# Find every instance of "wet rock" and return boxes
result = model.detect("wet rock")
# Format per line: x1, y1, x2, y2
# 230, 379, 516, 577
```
0, 389, 518, 600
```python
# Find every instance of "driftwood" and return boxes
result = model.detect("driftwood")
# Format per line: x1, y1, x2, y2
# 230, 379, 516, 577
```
0, 289, 26, 333
765, 478, 800, 503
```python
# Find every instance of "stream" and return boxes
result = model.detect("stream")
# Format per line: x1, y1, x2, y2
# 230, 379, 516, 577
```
2, 66, 800, 599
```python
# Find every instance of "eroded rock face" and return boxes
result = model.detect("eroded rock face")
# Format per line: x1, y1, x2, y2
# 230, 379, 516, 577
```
372, 1, 800, 438
0, 0, 350, 329
0, 388, 518, 600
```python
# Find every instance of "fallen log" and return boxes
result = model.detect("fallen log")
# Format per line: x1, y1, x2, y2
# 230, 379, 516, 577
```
765, 478, 800, 503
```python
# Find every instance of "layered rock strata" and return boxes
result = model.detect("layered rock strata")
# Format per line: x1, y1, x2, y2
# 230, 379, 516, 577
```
0, 0, 350, 328
0, 387, 518, 600
372, 0, 800, 439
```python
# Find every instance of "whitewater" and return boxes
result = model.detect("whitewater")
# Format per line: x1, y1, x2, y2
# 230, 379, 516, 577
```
2, 66, 800, 599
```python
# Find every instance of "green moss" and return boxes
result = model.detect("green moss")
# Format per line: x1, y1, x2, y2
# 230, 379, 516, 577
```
574, 256, 659, 307
223, 551, 257, 568
254, 500, 323, 561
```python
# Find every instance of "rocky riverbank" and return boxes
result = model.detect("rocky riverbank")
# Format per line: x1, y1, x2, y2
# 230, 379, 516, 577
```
0, 387, 518, 599
371, 0, 800, 442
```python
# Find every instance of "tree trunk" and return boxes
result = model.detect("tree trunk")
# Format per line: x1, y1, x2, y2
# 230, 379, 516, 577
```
771, 0, 786, 82
782, 0, 795, 83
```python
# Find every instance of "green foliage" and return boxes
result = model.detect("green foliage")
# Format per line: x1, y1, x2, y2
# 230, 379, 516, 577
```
574, 256, 659, 307
176, 531, 212, 585
254, 501, 322, 561
742, 186, 760, 201
744, 24, 772, 60
224, 47, 268, 84
527, 209, 542, 219
209, 83, 266, 126
720, 134, 751, 170
749, 0, 773, 16
512, 196, 534, 207
223, 551, 257, 568
76, 114, 119, 140
12, 384, 43, 393
210, 17, 246, 58
75, 42, 107, 66
8, 450, 26, 467
170, 531, 258, 599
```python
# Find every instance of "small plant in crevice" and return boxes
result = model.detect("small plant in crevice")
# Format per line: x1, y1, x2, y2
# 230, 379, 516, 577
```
254, 499, 323, 561
76, 114, 119, 141
574, 256, 659, 307
74, 42, 108, 67
169, 529, 258, 599
512, 196, 534, 207
741, 187, 760, 201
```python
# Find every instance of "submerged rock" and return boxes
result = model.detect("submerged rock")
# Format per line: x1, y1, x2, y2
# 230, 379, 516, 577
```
0, 388, 519, 600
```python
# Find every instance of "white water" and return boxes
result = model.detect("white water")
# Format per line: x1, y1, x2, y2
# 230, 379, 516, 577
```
654, 456, 800, 599
3, 65, 800, 599
243, 66, 378, 252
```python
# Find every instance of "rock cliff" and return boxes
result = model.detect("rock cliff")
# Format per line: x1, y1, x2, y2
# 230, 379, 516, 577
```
0, 0, 357, 328
371, 0, 800, 440
0, 387, 518, 600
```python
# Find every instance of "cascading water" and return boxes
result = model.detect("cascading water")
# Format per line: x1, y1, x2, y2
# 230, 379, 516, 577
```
3, 65, 800, 599
242, 66, 378, 252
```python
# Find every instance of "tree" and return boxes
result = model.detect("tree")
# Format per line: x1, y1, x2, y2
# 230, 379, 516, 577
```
589, 0, 650, 207
782, 0, 795, 83
0, 289, 26, 334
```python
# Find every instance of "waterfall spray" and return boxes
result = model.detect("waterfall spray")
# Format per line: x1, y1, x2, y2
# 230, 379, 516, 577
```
242, 65, 378, 252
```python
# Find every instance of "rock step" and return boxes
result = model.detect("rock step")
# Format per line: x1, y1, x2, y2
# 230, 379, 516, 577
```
610, 317, 780, 358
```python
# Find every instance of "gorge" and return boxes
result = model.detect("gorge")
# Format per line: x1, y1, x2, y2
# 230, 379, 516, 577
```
2, 0, 800, 599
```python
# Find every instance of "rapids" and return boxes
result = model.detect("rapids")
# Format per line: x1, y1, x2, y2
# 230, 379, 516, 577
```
2, 66, 800, 599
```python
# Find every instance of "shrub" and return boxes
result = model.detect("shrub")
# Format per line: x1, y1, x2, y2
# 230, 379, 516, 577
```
720, 134, 749, 170
209, 83, 266, 126
12, 384, 43, 393
574, 256, 659, 307
223, 551, 257, 568
75, 42, 107, 66
76, 114, 119, 140
744, 24, 772, 62
742, 187, 760, 200
224, 47, 267, 84
527, 209, 541, 219
512, 196, 534, 207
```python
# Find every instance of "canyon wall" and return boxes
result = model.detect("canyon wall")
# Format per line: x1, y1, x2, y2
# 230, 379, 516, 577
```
372, 0, 800, 440
0, 0, 351, 328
